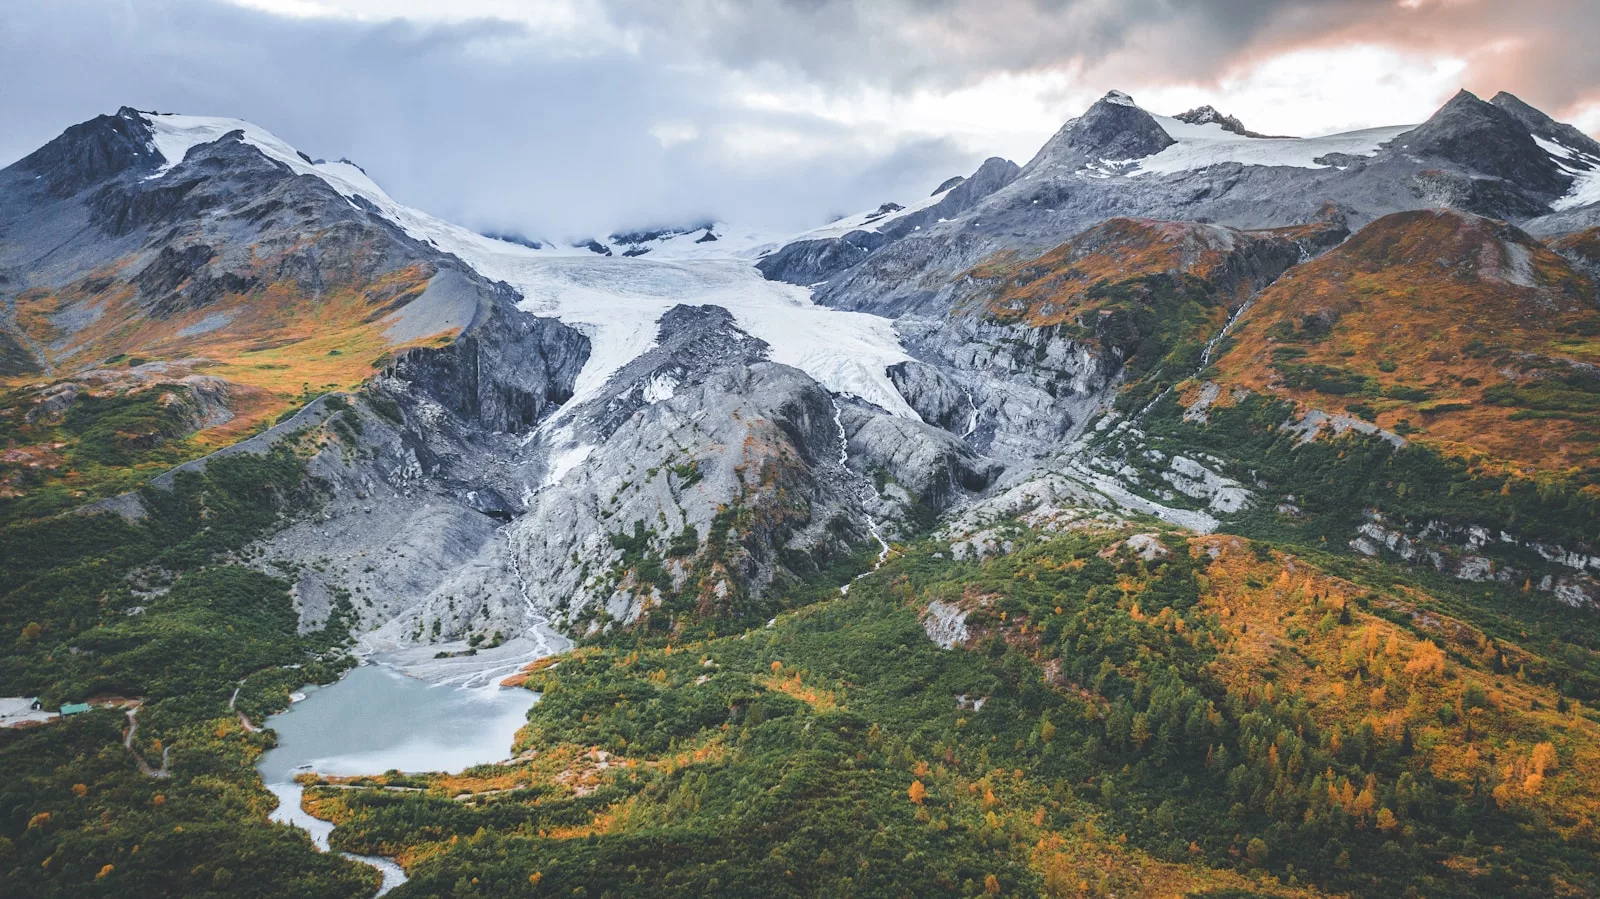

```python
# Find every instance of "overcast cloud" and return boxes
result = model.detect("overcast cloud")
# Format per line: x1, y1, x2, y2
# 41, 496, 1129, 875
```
2, 0, 1598, 240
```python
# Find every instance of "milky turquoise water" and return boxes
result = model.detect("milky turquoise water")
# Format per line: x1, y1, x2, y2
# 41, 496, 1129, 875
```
257, 663, 537, 895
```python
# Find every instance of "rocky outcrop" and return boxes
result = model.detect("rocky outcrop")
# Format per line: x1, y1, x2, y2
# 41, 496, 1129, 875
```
387, 283, 589, 434
1026, 91, 1174, 173
886, 360, 972, 434
1393, 89, 1571, 200
1174, 105, 1286, 139
1350, 512, 1600, 610
756, 231, 887, 285
843, 410, 1000, 512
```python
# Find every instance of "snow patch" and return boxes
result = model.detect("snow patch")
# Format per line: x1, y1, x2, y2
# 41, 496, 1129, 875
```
642, 373, 679, 403
1536, 135, 1600, 211
544, 439, 595, 488
799, 185, 956, 241
1130, 117, 1414, 177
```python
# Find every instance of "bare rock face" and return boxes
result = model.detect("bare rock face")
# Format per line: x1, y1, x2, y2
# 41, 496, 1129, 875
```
1026, 91, 1175, 173
387, 286, 590, 434
886, 360, 971, 434
755, 230, 889, 285
898, 315, 1114, 460
843, 410, 1000, 514
1396, 89, 1571, 200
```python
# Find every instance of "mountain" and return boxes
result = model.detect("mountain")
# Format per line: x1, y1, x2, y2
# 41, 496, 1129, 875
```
1204, 208, 1598, 473
0, 107, 998, 651
776, 89, 1600, 320
5, 90, 1600, 898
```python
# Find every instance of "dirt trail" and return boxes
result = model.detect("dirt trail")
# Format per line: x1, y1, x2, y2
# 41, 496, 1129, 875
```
122, 705, 170, 779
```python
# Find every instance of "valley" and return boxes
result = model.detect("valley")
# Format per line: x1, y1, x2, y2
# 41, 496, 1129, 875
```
5, 85, 1600, 897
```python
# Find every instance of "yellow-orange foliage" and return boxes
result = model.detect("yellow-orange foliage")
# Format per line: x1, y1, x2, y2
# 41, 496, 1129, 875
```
1404, 640, 1446, 683
1201, 209, 1600, 471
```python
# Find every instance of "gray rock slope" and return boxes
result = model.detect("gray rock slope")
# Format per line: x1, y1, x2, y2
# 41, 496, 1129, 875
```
3, 108, 1001, 651
766, 89, 1600, 320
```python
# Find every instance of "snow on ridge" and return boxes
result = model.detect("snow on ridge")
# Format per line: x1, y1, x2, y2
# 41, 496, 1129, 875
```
1535, 135, 1600, 212
1129, 116, 1415, 176
799, 183, 958, 241
613, 223, 785, 260
140, 112, 919, 422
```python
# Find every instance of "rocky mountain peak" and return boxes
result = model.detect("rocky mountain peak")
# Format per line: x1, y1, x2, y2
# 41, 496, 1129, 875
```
1174, 104, 1280, 139
1491, 90, 1600, 161
1396, 88, 1570, 197
15, 106, 160, 197
1025, 89, 1175, 174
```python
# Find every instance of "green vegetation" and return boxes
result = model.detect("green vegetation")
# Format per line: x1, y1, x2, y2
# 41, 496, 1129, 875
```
301, 527, 1600, 897
0, 385, 203, 523
0, 447, 374, 897
1139, 391, 1600, 559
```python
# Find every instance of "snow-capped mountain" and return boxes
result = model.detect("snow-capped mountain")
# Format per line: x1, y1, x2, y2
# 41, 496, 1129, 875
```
0, 105, 996, 661
778, 88, 1600, 319
5, 86, 1600, 666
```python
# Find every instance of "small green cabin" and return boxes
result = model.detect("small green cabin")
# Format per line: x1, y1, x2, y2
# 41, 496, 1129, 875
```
59, 702, 92, 716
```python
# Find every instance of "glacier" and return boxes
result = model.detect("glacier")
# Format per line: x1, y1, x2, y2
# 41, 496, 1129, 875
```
141, 112, 920, 421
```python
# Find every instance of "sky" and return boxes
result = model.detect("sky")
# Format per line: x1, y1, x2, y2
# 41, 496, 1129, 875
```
2, 0, 1599, 240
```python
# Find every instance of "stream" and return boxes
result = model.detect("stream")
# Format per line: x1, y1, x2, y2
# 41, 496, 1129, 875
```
831, 399, 891, 594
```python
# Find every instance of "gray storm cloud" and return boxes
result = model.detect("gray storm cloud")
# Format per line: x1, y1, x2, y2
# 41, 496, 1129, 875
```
0, 0, 981, 238
595, 0, 1600, 112
2, 0, 1598, 237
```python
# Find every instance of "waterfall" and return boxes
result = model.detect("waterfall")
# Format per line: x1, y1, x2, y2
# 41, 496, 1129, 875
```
960, 386, 980, 439
830, 399, 890, 594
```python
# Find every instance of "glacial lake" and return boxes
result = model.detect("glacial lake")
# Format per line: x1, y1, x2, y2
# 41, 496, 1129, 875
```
258, 663, 539, 895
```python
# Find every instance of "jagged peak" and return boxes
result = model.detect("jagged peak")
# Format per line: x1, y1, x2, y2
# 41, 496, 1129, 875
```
1172, 105, 1284, 139
1397, 88, 1570, 196
1439, 87, 1489, 111
11, 106, 162, 196
1491, 91, 1600, 162
1177, 105, 1227, 125
1024, 91, 1174, 173
1100, 89, 1138, 108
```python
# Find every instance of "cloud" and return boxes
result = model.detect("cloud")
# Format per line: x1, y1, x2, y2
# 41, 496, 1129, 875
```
0, 0, 981, 237
588, 1, 1596, 104
3, 0, 1599, 239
